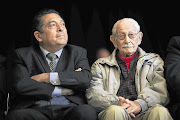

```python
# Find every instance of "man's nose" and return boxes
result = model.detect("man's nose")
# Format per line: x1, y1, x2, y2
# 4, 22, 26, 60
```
124, 35, 131, 43
57, 24, 64, 32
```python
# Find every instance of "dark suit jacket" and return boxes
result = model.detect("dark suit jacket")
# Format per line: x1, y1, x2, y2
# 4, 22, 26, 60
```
164, 36, 180, 119
11, 44, 92, 110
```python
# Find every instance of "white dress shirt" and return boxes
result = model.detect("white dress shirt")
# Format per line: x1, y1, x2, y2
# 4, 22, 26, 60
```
40, 46, 62, 97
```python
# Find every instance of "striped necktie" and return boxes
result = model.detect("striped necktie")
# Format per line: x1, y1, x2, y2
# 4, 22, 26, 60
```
46, 53, 58, 71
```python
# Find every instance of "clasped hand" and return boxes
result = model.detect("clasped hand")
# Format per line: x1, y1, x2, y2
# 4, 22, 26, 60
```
118, 96, 141, 118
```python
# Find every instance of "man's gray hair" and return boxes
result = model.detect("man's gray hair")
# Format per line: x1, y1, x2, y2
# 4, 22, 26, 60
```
33, 9, 61, 33
112, 18, 140, 35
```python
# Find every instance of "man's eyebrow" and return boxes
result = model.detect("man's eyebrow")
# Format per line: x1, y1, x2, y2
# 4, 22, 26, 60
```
47, 20, 65, 24
48, 21, 56, 24
118, 32, 125, 34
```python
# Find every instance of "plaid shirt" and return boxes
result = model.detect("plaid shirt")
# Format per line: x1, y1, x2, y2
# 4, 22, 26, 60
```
116, 50, 139, 100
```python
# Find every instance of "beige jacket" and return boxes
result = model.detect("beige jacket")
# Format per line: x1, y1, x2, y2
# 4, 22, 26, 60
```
86, 47, 169, 112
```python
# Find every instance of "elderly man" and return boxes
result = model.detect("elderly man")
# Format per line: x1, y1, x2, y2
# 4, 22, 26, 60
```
6, 9, 96, 120
86, 18, 172, 120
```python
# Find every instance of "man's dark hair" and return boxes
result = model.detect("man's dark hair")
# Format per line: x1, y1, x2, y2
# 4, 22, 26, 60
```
33, 9, 60, 33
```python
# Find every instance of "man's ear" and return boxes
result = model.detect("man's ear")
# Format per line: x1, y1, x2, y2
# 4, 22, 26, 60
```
138, 32, 143, 45
110, 35, 117, 48
34, 31, 42, 42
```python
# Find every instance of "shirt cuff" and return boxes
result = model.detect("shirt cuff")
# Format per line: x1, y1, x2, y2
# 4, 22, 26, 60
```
52, 87, 62, 97
135, 99, 148, 113
50, 72, 60, 85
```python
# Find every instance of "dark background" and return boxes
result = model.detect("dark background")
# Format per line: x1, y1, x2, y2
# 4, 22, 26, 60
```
2, 2, 180, 65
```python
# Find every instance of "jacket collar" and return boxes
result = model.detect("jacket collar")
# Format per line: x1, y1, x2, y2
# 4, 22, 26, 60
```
97, 47, 158, 67
33, 44, 69, 73
97, 48, 118, 67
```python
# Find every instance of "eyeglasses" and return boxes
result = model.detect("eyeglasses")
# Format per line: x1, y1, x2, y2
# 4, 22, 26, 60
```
115, 31, 140, 40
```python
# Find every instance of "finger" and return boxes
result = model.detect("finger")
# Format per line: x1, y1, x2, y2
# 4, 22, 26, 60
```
126, 106, 132, 113
121, 103, 130, 109
126, 106, 137, 116
75, 68, 82, 71
31, 75, 37, 79
118, 96, 125, 106
118, 96, 125, 100
130, 113, 136, 118
31, 75, 40, 81
125, 99, 130, 104
120, 99, 131, 107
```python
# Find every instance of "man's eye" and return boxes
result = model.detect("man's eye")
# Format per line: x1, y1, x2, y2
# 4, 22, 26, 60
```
50, 23, 56, 27
61, 23, 65, 26
129, 33, 134, 36
129, 33, 136, 37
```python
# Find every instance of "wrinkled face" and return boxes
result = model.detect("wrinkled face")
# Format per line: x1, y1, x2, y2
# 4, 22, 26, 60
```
34, 13, 68, 52
110, 21, 143, 57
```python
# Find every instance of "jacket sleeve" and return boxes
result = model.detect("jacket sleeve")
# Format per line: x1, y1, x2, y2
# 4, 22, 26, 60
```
86, 61, 119, 112
164, 36, 180, 103
135, 55, 169, 113
57, 48, 92, 93
13, 50, 54, 100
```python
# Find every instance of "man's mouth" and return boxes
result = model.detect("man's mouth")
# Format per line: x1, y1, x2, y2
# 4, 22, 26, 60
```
123, 46, 134, 48
56, 34, 64, 38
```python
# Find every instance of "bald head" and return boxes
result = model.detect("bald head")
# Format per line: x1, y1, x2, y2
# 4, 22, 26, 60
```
112, 18, 140, 36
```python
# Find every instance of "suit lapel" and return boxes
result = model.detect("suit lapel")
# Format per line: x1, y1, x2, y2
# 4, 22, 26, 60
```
34, 45, 51, 73
55, 46, 69, 72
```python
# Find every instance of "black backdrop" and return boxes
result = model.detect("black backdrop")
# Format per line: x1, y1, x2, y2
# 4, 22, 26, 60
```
3, 2, 180, 65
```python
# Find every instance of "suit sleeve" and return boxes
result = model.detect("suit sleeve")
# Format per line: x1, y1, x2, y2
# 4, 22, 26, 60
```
165, 36, 180, 103
13, 50, 54, 100
57, 48, 92, 93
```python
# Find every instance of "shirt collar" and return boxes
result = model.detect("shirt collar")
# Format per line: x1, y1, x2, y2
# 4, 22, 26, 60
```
39, 46, 63, 58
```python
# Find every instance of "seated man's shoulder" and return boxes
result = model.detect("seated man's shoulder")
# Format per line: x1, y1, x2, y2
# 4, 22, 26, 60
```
147, 52, 161, 58
142, 52, 164, 67
16, 46, 34, 53
64, 45, 88, 59
168, 36, 180, 52
139, 48, 162, 60
92, 57, 112, 68
65, 44, 87, 54
170, 36, 180, 44
65, 44, 85, 50
14, 46, 37, 59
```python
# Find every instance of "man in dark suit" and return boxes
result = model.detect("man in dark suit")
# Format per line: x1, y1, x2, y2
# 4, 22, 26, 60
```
164, 36, 180, 120
6, 9, 96, 120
